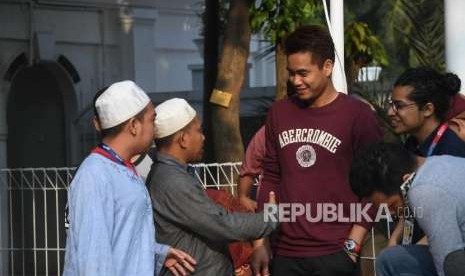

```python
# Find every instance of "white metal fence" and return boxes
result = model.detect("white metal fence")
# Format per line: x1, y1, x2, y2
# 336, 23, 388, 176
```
0, 168, 73, 276
0, 164, 386, 276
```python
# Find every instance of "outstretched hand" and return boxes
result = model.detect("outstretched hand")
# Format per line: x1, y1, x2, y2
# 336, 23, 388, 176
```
240, 196, 258, 212
164, 248, 197, 276
251, 238, 272, 276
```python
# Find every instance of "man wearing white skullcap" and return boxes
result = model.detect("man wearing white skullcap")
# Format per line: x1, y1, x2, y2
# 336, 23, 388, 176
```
146, 98, 278, 276
63, 82, 196, 276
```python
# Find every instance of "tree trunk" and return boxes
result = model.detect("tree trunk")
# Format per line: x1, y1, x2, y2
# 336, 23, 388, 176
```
202, 0, 219, 162
275, 41, 288, 100
346, 57, 368, 94
211, 0, 252, 162
345, 60, 358, 94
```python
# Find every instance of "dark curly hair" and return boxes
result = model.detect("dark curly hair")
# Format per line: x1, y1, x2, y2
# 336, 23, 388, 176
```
394, 67, 461, 121
284, 25, 335, 68
350, 142, 416, 199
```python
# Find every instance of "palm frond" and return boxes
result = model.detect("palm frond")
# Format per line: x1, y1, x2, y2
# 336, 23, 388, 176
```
390, 0, 445, 71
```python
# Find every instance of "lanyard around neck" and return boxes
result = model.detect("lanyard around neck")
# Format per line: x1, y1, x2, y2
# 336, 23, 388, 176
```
426, 123, 448, 157
400, 172, 416, 245
92, 143, 138, 176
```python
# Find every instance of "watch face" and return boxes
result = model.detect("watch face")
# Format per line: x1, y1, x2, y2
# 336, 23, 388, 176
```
345, 240, 355, 250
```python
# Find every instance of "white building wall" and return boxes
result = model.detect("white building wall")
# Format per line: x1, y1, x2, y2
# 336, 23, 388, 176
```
0, 0, 277, 164
153, 7, 202, 92
0, 3, 31, 172
249, 38, 277, 88
0, 2, 277, 271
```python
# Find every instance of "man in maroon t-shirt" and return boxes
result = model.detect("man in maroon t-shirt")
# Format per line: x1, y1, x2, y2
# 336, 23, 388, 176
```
251, 25, 382, 276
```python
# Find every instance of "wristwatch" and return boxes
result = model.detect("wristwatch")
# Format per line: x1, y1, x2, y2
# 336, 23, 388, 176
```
344, 239, 361, 257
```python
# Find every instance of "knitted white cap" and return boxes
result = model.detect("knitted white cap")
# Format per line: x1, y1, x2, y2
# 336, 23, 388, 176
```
95, 80, 151, 129
155, 98, 197, 138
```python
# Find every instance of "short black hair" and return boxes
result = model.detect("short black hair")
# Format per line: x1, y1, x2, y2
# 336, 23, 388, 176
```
394, 67, 461, 121
93, 86, 148, 139
154, 118, 195, 149
350, 142, 416, 199
284, 25, 335, 68
154, 132, 176, 149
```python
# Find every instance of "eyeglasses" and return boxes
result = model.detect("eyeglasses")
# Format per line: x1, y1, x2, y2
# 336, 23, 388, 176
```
387, 98, 418, 113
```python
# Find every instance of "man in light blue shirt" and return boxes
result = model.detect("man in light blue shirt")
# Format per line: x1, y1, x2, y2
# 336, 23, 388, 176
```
63, 81, 196, 276
64, 152, 170, 275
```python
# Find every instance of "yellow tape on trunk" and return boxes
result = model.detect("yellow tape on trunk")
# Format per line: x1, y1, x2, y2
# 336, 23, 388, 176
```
210, 89, 232, 108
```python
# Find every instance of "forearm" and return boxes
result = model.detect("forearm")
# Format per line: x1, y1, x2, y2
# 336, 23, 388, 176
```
416, 236, 428, 245
158, 181, 274, 242
238, 175, 255, 198
348, 224, 369, 245
388, 219, 404, 247
179, 206, 275, 242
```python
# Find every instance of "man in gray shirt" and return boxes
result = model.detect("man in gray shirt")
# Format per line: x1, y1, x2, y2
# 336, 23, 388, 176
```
147, 98, 278, 276
350, 142, 465, 276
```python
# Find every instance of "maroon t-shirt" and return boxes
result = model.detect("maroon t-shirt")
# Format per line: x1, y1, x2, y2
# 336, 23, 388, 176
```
446, 94, 465, 120
257, 93, 382, 258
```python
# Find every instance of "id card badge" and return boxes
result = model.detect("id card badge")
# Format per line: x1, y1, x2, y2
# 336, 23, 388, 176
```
402, 219, 414, 245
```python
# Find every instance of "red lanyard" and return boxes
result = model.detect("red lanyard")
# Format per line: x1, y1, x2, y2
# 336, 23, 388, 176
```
92, 144, 139, 176
426, 123, 448, 157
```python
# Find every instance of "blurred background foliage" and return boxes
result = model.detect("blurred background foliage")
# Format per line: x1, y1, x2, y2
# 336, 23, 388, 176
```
199, 0, 445, 143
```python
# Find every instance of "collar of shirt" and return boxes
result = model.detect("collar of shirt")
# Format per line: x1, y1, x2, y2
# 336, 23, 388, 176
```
156, 152, 190, 171
405, 125, 448, 157
155, 153, 199, 180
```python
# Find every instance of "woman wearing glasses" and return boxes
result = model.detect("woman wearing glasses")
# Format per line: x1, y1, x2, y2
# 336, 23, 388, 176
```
377, 67, 465, 276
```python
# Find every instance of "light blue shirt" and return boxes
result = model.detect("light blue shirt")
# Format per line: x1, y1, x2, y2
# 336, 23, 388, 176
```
410, 155, 465, 276
63, 153, 169, 276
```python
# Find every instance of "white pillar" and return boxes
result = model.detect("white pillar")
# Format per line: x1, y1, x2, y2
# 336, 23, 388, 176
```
445, 0, 465, 94
330, 0, 347, 94
119, 7, 158, 92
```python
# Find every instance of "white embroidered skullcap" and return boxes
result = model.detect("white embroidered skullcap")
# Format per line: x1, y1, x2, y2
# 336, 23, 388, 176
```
95, 80, 151, 129
155, 98, 197, 138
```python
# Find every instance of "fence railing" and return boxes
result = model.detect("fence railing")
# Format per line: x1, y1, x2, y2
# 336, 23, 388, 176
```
0, 164, 386, 276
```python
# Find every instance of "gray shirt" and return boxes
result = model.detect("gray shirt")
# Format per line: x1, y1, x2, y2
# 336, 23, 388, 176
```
148, 153, 277, 276
409, 155, 465, 276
